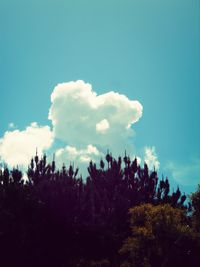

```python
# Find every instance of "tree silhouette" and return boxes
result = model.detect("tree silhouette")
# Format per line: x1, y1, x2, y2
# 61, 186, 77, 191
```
0, 152, 194, 267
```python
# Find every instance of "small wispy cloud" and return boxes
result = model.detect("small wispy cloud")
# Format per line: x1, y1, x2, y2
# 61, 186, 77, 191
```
8, 122, 15, 129
166, 157, 200, 186
144, 146, 160, 170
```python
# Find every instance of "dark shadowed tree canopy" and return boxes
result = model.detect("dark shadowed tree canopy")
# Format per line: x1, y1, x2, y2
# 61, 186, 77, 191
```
0, 153, 198, 267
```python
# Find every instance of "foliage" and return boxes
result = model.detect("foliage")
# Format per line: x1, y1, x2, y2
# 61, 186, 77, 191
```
191, 184, 200, 231
120, 204, 200, 267
0, 152, 192, 267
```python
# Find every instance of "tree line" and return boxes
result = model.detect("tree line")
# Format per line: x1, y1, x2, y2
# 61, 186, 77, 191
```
0, 152, 199, 267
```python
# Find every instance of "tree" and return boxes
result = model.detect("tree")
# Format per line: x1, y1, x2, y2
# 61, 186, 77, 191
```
120, 204, 200, 267
191, 184, 200, 232
0, 153, 189, 267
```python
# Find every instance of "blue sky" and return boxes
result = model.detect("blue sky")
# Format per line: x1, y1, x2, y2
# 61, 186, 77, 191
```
0, 0, 199, 194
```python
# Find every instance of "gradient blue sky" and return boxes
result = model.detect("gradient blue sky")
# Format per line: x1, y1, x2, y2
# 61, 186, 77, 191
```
0, 0, 199, 193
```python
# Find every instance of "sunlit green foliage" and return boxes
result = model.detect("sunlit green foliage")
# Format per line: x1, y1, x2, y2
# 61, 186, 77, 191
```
120, 204, 200, 267
191, 184, 200, 232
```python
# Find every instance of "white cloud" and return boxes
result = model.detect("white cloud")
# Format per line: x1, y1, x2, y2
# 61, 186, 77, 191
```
0, 80, 144, 174
96, 119, 110, 134
48, 80, 143, 155
55, 144, 102, 176
136, 156, 142, 165
166, 158, 200, 186
0, 122, 53, 167
144, 146, 160, 170
8, 122, 15, 129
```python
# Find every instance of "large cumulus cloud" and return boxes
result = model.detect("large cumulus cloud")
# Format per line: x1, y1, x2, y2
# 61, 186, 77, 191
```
49, 80, 143, 155
0, 80, 149, 174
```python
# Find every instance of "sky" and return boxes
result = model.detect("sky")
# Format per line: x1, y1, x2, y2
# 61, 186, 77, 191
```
0, 0, 199, 194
